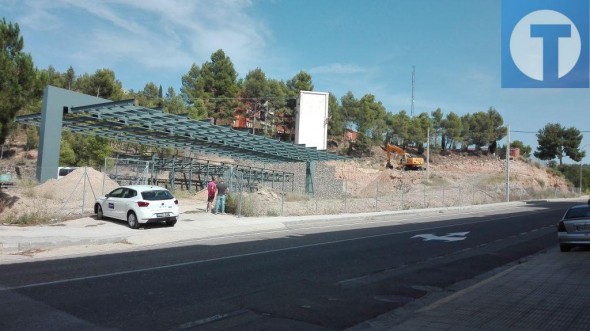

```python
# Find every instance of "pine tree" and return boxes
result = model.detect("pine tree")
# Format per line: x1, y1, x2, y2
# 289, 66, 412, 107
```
0, 18, 36, 144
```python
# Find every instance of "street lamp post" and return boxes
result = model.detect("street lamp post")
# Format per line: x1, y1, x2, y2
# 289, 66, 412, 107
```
580, 144, 590, 196
505, 125, 510, 202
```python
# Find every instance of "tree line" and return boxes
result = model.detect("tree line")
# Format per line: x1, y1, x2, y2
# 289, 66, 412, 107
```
0, 18, 586, 173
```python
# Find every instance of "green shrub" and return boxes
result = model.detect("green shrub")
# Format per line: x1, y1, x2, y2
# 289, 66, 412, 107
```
226, 194, 257, 217
171, 189, 195, 199
3, 211, 63, 226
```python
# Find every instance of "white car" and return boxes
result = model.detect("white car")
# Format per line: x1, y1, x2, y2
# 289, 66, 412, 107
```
94, 185, 179, 229
57, 167, 78, 179
557, 204, 590, 252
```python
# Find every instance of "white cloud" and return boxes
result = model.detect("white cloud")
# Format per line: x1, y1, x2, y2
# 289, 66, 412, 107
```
309, 63, 366, 75
12, 0, 271, 80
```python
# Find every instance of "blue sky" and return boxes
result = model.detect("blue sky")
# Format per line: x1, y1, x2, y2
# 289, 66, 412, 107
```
3, 0, 590, 163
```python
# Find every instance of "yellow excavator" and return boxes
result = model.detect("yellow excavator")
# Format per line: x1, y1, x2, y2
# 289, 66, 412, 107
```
381, 143, 425, 170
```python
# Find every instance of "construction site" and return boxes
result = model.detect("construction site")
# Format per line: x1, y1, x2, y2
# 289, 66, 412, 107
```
0, 139, 577, 223
0, 86, 578, 222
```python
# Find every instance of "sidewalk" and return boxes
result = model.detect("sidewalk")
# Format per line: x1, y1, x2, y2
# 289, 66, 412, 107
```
350, 246, 590, 330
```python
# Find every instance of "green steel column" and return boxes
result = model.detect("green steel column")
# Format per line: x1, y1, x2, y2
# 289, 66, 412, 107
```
37, 86, 108, 183
306, 161, 315, 194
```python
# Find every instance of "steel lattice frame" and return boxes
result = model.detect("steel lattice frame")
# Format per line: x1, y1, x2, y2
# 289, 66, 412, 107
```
16, 99, 348, 164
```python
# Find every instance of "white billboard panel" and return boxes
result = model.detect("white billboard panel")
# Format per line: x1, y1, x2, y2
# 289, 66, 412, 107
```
295, 91, 329, 150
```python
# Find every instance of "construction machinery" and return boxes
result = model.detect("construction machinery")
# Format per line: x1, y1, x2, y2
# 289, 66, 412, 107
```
381, 144, 424, 170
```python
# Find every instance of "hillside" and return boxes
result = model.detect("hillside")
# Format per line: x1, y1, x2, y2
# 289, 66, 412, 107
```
0, 141, 576, 222
351, 146, 571, 193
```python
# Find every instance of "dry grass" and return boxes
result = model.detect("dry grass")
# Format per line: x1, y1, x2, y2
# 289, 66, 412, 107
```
283, 192, 310, 202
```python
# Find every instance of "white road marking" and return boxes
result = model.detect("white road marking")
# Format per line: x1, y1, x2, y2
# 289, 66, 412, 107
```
411, 232, 470, 242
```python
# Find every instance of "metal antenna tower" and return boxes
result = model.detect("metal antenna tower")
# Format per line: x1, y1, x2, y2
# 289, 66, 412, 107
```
411, 65, 415, 117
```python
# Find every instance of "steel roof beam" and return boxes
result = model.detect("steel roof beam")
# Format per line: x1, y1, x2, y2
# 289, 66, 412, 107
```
16, 100, 348, 163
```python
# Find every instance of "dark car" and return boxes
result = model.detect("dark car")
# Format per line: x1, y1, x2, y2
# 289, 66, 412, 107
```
557, 204, 590, 252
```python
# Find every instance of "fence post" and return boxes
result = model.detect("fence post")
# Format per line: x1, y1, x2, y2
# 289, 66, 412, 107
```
443, 184, 445, 207
315, 193, 318, 214
103, 159, 107, 195
344, 178, 347, 213
281, 173, 285, 216
401, 185, 404, 210
82, 167, 87, 216
375, 179, 379, 211
237, 171, 243, 218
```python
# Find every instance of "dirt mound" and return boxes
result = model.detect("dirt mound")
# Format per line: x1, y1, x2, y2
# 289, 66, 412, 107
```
34, 167, 119, 201
1, 167, 120, 222
331, 151, 571, 197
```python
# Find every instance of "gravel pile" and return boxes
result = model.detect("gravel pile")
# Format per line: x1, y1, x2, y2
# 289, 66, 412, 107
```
34, 167, 119, 202
1, 167, 120, 222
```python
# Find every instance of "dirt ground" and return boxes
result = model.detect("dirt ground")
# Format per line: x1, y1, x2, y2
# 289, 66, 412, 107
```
0, 143, 577, 222
237, 149, 574, 217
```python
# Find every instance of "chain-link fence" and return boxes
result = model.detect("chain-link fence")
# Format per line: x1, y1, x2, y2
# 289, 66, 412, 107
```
7, 159, 151, 222
228, 161, 580, 217
221, 166, 292, 218
104, 158, 151, 187
6, 158, 579, 223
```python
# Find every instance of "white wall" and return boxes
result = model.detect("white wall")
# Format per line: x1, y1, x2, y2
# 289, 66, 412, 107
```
295, 91, 329, 150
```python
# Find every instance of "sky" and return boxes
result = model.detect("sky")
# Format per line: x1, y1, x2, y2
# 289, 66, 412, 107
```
3, 0, 590, 163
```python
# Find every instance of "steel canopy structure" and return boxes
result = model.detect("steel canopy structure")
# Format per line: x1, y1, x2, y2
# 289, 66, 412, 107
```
16, 86, 347, 184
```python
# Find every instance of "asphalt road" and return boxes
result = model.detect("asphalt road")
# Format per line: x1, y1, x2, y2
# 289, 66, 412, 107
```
0, 201, 575, 330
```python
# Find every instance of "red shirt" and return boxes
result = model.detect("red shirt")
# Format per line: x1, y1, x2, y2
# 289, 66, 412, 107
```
207, 181, 216, 197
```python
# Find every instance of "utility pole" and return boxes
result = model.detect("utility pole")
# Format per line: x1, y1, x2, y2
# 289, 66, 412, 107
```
505, 125, 510, 202
580, 144, 590, 196
411, 65, 415, 117
580, 162, 583, 196
426, 127, 430, 183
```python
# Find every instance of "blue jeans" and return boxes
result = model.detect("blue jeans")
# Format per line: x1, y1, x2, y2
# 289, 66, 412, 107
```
215, 195, 226, 214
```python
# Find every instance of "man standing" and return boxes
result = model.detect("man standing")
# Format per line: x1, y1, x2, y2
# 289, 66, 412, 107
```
214, 177, 229, 215
206, 176, 217, 213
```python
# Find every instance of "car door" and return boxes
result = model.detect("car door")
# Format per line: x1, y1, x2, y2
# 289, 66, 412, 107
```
116, 188, 136, 219
104, 188, 125, 219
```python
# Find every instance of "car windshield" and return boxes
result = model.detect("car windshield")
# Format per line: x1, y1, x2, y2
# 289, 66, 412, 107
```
141, 190, 174, 201
564, 206, 590, 219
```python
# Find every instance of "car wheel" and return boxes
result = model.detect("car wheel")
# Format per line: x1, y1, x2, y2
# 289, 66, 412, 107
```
560, 244, 571, 252
166, 218, 177, 227
127, 212, 140, 229
96, 204, 104, 220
